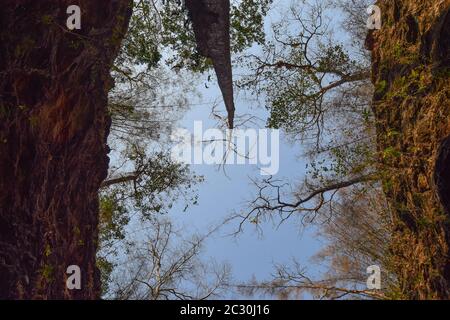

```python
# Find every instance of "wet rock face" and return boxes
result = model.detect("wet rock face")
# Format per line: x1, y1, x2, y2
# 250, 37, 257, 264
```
370, 1, 450, 299
0, 0, 132, 299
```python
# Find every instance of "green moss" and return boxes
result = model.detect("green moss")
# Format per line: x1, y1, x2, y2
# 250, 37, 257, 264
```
44, 244, 52, 257
409, 69, 420, 81
387, 129, 401, 138
40, 264, 54, 281
390, 44, 419, 65
383, 178, 394, 193
375, 80, 388, 97
41, 15, 53, 25
383, 146, 401, 159
393, 44, 405, 58
417, 217, 433, 228
387, 74, 420, 99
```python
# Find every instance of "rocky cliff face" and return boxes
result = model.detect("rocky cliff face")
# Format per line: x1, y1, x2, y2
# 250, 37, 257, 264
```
368, 0, 450, 299
0, 0, 132, 299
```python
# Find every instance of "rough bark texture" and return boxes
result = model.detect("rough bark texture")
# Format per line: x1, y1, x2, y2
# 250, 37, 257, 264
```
185, 0, 235, 128
368, 0, 450, 299
0, 0, 132, 299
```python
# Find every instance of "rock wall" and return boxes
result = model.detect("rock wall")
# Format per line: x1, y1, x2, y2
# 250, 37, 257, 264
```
368, 0, 450, 299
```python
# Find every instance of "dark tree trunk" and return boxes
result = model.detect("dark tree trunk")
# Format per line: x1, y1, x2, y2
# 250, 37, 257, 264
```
185, 0, 235, 128
368, 0, 450, 299
0, 0, 132, 299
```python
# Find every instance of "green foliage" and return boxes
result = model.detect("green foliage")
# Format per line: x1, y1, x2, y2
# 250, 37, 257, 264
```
97, 149, 203, 294
99, 193, 130, 244
230, 0, 272, 52
99, 0, 270, 298
316, 44, 354, 74
118, 0, 272, 72
238, 3, 368, 143
98, 150, 203, 246
117, 1, 162, 69
97, 256, 115, 295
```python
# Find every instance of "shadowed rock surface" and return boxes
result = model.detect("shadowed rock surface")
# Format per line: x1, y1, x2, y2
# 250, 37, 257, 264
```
185, 0, 235, 128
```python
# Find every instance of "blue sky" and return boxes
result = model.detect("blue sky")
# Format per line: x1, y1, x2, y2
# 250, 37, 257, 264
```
169, 77, 324, 299
162, 0, 352, 299
148, 0, 357, 299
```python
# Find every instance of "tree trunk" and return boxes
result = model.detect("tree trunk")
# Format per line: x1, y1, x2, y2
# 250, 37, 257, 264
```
0, 0, 132, 299
368, 0, 450, 299
185, 0, 235, 128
